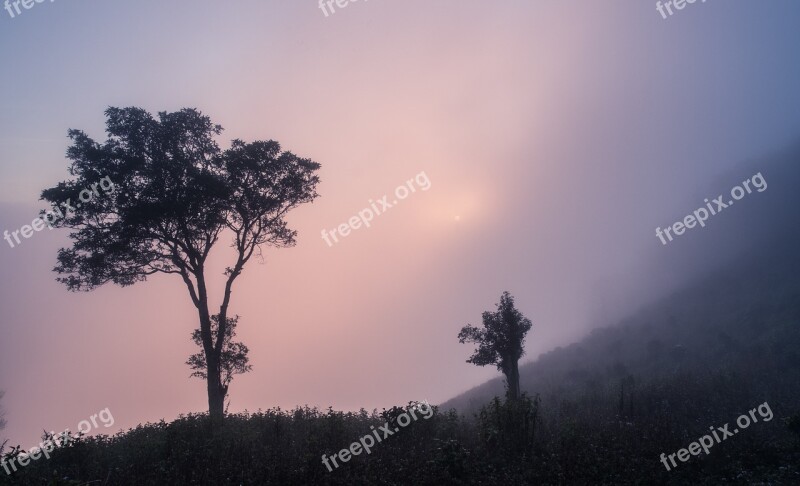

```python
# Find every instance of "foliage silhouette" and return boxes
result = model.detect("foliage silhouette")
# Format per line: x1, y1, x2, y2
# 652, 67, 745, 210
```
458, 291, 533, 401
477, 393, 540, 457
187, 314, 252, 393
40, 107, 320, 430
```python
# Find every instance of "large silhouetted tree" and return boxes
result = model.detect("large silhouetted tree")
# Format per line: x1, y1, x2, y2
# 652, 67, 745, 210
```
41, 107, 321, 430
458, 291, 532, 401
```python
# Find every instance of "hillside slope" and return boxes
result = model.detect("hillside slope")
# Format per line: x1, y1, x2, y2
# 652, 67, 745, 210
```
444, 143, 800, 417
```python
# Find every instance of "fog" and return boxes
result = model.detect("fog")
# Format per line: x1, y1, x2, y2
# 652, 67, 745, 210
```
1, 0, 799, 447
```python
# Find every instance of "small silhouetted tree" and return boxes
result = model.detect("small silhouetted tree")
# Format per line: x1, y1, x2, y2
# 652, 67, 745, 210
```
0, 390, 7, 453
458, 291, 532, 401
41, 107, 320, 430
187, 314, 252, 400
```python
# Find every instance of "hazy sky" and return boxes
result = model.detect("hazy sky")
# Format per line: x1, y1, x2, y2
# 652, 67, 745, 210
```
1, 1, 799, 446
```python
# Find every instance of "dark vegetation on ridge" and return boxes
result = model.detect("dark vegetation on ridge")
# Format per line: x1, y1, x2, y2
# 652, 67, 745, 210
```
3, 148, 799, 485
2, 233, 798, 485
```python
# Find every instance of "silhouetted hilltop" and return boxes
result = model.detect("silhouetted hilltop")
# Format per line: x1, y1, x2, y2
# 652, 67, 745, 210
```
442, 239, 800, 416
443, 141, 800, 416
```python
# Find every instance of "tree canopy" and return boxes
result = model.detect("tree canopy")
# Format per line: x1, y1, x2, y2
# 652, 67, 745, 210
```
458, 291, 533, 399
41, 107, 321, 426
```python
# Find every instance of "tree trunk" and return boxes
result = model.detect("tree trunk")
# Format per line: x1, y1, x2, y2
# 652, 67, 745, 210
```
210, 307, 231, 429
197, 298, 226, 431
206, 351, 226, 430
182, 266, 229, 433
506, 359, 520, 401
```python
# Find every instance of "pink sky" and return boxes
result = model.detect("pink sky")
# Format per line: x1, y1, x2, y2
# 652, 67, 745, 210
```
2, 1, 800, 446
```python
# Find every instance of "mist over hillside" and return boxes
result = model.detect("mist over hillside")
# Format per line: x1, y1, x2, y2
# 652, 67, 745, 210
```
443, 141, 800, 414
2, 2, 800, 483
